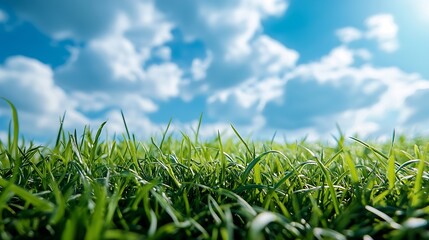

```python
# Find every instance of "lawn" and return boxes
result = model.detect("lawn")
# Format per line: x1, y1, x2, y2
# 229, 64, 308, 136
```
0, 100, 428, 239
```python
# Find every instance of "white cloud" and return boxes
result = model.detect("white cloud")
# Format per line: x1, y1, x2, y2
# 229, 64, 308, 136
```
42, 0, 183, 103
336, 27, 363, 43
278, 47, 429, 138
290, 46, 357, 83
245, 0, 288, 17
8, 0, 295, 102
154, 46, 172, 61
354, 49, 372, 61
156, 0, 288, 60
70, 92, 111, 112
0, 56, 89, 139
122, 94, 158, 113
89, 35, 146, 82
155, 0, 293, 89
105, 110, 154, 135
0, 56, 163, 141
336, 14, 399, 53
70, 92, 158, 113
318, 46, 354, 69
252, 35, 299, 75
0, 9, 8, 23
209, 77, 284, 112
191, 52, 213, 81
0, 56, 68, 113
145, 63, 183, 99
55, 32, 181, 101
365, 14, 399, 52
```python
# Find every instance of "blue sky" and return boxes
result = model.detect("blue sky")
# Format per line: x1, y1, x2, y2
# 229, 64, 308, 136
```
1, 0, 429, 142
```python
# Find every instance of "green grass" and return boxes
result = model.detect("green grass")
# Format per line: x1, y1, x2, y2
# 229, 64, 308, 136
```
1, 102, 429, 239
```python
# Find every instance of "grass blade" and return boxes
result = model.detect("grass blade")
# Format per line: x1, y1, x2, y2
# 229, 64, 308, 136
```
55, 112, 67, 148
0, 178, 54, 212
2, 98, 19, 158
248, 212, 279, 239
231, 124, 253, 158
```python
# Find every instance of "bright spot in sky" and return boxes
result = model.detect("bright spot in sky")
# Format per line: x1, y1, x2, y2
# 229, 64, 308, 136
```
415, 0, 429, 22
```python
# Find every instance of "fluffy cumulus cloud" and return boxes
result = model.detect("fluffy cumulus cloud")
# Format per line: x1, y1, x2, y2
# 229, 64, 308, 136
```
191, 52, 212, 81
156, 0, 287, 59
365, 14, 399, 52
51, 1, 179, 100
0, 56, 88, 138
155, 0, 297, 90
0, 56, 64, 113
336, 14, 399, 53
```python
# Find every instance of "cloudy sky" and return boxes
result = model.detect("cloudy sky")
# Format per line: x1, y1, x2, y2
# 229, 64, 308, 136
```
1, 0, 429, 142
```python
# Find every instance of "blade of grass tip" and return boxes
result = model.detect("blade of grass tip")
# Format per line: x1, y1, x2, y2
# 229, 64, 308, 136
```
2, 98, 19, 158
325, 148, 343, 167
90, 121, 107, 162
194, 113, 203, 144
208, 196, 222, 225
121, 111, 139, 167
365, 205, 401, 229
159, 118, 172, 150
270, 131, 277, 146
217, 188, 257, 216
230, 124, 253, 158
148, 210, 158, 238
121, 110, 131, 140
55, 112, 67, 148
334, 123, 345, 148
350, 137, 388, 160
76, 128, 84, 152
70, 134, 91, 176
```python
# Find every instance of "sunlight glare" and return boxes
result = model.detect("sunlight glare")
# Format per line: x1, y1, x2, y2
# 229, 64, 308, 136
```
415, 0, 429, 23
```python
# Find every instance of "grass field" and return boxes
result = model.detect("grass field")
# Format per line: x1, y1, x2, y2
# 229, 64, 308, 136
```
1, 100, 429, 239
